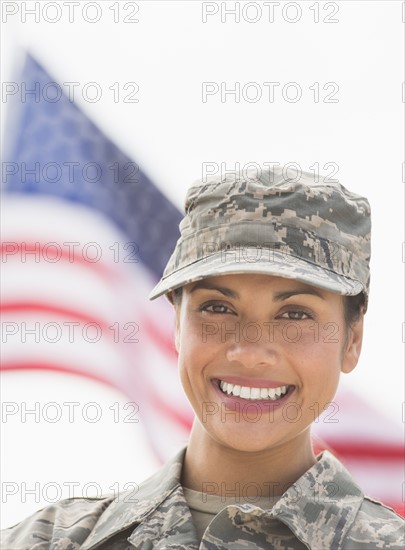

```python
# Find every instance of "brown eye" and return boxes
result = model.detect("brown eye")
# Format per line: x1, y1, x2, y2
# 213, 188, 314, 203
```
201, 303, 232, 314
279, 310, 312, 320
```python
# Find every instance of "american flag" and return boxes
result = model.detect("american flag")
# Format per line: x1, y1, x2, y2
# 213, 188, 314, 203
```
1, 54, 403, 516
1, 53, 194, 463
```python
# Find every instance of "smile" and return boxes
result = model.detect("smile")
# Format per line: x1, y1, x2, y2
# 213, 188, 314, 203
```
219, 380, 289, 401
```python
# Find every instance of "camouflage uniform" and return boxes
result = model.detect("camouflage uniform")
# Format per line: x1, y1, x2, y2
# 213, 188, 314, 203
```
2, 446, 404, 549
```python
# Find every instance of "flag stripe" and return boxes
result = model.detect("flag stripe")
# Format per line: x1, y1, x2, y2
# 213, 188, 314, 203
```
1, 302, 110, 331
1, 242, 120, 282
2, 362, 194, 432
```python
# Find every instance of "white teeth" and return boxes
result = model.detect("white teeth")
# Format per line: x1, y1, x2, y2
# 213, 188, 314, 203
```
218, 381, 288, 401
250, 388, 261, 399
240, 386, 251, 399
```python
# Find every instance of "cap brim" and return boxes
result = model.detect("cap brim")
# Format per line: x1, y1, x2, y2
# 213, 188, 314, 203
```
148, 249, 364, 301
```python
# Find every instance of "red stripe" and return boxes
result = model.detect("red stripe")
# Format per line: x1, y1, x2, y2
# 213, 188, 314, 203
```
0, 241, 119, 282
1, 302, 110, 332
0, 362, 193, 432
0, 362, 119, 388
1, 303, 178, 360
141, 314, 178, 360
315, 441, 404, 461
388, 503, 405, 518
143, 385, 194, 431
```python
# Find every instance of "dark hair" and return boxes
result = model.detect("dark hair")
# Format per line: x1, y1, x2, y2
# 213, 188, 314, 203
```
169, 286, 364, 328
169, 287, 182, 306
343, 292, 365, 328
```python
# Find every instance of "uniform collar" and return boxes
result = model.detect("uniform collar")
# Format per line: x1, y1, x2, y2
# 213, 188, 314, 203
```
81, 446, 191, 550
81, 447, 364, 550
270, 449, 364, 548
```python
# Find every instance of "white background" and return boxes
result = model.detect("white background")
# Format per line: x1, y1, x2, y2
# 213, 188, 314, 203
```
1, 0, 404, 529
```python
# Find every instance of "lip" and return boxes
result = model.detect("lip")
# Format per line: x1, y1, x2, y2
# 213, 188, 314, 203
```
211, 378, 295, 412
213, 376, 291, 389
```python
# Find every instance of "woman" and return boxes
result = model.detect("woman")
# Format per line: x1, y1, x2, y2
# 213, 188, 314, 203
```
2, 166, 404, 549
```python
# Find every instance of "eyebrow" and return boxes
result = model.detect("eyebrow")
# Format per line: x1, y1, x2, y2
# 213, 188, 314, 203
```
272, 289, 325, 301
189, 281, 238, 298
189, 281, 325, 301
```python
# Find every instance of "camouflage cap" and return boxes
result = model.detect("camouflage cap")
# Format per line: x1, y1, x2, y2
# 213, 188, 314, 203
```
148, 166, 371, 312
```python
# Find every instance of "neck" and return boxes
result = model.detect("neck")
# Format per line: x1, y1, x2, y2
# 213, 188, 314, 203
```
181, 422, 317, 498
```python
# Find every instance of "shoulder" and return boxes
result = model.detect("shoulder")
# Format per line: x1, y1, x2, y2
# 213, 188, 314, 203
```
283, 450, 404, 550
0, 495, 114, 550
345, 496, 405, 549
0, 449, 187, 550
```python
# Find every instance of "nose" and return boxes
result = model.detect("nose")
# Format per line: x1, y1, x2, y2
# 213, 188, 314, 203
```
225, 336, 280, 370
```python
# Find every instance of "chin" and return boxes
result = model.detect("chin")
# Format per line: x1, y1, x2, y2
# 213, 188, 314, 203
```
211, 426, 282, 455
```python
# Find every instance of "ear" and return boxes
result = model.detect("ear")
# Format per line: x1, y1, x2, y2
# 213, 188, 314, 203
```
341, 314, 364, 374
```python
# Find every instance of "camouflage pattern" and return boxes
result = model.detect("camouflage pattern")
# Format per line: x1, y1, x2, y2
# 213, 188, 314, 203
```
148, 166, 371, 312
2, 447, 403, 549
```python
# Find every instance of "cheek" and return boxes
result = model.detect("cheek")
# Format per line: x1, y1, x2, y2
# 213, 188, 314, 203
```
176, 321, 215, 382
178, 322, 203, 356
179, 311, 226, 353
283, 328, 343, 387
298, 344, 342, 406
281, 321, 344, 354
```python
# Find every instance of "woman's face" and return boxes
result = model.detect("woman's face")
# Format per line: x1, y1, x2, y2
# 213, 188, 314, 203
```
174, 273, 363, 454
